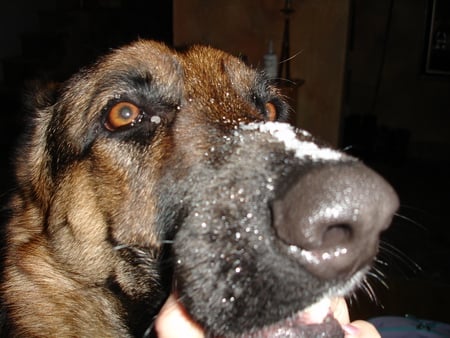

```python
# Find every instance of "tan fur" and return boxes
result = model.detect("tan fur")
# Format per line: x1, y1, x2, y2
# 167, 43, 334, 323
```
1, 40, 281, 336
1, 41, 183, 337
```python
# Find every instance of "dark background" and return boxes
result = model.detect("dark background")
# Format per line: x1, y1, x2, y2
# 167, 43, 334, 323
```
0, 0, 449, 327
0, 0, 173, 184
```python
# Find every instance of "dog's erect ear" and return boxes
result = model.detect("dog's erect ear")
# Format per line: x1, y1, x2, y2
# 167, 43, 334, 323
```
15, 81, 61, 211
24, 80, 61, 111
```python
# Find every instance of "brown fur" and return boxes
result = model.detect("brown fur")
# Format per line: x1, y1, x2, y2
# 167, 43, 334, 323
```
1, 40, 276, 337
3, 41, 178, 337
1, 40, 396, 338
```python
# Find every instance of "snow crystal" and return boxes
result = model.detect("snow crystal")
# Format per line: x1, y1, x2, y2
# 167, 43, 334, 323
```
240, 122, 342, 161
150, 115, 161, 124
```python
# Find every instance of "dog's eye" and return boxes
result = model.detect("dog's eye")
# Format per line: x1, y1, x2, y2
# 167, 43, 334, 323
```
265, 102, 277, 122
105, 102, 141, 131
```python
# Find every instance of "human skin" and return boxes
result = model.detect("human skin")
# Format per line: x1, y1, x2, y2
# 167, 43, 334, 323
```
155, 295, 381, 338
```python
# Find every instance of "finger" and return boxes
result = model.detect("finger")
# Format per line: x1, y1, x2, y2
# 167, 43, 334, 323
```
154, 295, 204, 338
342, 320, 381, 338
330, 297, 350, 324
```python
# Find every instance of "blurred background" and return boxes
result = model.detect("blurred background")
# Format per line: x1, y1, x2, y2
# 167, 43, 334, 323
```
0, 0, 449, 326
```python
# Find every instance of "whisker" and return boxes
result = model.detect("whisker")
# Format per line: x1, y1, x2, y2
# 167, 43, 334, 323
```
279, 49, 304, 64
370, 265, 387, 280
394, 212, 428, 232
274, 77, 298, 86
398, 204, 429, 213
113, 244, 129, 251
142, 321, 155, 338
365, 281, 378, 303
366, 269, 388, 290
342, 145, 355, 152
373, 257, 389, 267
379, 241, 422, 274
346, 291, 357, 306
358, 279, 375, 303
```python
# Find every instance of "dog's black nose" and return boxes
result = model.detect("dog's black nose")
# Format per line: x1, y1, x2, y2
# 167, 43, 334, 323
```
272, 162, 399, 280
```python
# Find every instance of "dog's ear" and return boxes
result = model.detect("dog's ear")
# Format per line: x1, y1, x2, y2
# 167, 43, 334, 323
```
15, 81, 61, 211
25, 80, 61, 110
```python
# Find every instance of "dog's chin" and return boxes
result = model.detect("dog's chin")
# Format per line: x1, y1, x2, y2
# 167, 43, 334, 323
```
238, 298, 344, 338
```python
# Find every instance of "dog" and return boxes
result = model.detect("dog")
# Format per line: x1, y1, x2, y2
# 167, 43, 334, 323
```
0, 40, 398, 337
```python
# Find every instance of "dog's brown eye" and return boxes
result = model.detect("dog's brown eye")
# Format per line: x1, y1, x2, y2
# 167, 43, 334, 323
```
105, 102, 141, 131
265, 102, 277, 121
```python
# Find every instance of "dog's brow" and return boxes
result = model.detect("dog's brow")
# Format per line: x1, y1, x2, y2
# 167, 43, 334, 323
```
129, 72, 153, 88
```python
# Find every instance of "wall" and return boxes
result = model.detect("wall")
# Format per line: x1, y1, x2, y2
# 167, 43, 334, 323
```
173, 0, 351, 146
0, 1, 42, 82
347, 0, 450, 160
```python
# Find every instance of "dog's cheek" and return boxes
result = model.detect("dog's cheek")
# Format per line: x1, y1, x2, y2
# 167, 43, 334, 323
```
88, 143, 160, 247
166, 159, 269, 333
172, 212, 263, 334
13, 105, 55, 213
44, 162, 124, 283
55, 142, 170, 307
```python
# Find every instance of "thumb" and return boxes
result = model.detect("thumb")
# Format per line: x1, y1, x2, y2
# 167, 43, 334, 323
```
342, 320, 381, 338
154, 295, 204, 338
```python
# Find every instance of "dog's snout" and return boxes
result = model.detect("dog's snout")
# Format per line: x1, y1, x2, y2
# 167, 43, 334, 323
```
272, 162, 399, 279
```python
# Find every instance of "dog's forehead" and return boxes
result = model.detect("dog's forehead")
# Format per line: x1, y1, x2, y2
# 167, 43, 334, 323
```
96, 42, 256, 94
172, 45, 265, 126
78, 42, 258, 115
72, 42, 258, 115
104, 40, 179, 77
179, 45, 257, 95
95, 40, 183, 98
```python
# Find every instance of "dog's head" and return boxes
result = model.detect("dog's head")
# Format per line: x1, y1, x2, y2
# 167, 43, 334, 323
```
8, 40, 398, 337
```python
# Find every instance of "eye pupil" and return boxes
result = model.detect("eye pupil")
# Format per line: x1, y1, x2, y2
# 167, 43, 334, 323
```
118, 106, 135, 121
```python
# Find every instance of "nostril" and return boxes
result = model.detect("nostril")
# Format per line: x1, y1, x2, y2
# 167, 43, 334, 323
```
321, 223, 353, 248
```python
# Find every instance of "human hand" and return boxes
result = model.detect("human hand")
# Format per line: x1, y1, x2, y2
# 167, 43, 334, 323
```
155, 295, 203, 338
331, 297, 381, 338
155, 295, 380, 338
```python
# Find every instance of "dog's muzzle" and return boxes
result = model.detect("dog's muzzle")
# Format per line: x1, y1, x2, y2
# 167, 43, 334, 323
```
169, 122, 399, 337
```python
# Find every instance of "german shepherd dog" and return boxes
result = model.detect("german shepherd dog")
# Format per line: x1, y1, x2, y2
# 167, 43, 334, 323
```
1, 40, 398, 337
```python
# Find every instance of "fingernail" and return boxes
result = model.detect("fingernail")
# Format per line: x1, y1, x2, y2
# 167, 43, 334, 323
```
342, 324, 360, 336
